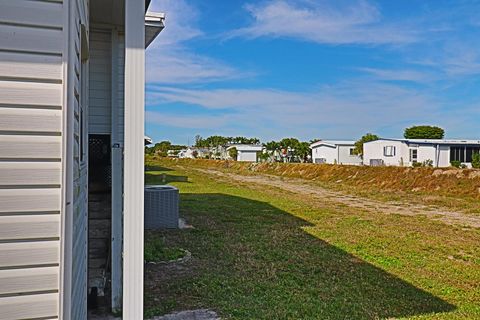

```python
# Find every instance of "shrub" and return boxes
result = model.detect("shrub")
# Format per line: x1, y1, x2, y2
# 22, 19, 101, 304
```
450, 160, 461, 168
229, 147, 238, 160
472, 153, 480, 169
423, 159, 433, 167
412, 162, 422, 167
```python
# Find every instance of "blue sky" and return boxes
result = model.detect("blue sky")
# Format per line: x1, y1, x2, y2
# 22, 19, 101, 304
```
146, 0, 480, 145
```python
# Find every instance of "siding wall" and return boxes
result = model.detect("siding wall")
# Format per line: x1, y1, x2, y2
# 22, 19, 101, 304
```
363, 140, 409, 166
118, 34, 126, 141
438, 145, 450, 167
89, 31, 112, 134
237, 151, 257, 162
69, 0, 89, 319
338, 145, 362, 165
0, 1, 64, 319
89, 30, 125, 140
312, 145, 337, 164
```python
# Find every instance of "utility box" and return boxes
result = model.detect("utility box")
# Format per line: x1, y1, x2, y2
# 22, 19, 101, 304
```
144, 185, 179, 229
370, 159, 385, 166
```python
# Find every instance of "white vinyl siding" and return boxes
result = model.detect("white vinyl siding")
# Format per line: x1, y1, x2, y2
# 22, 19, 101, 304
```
117, 34, 126, 141
89, 31, 112, 134
0, 0, 64, 318
70, 0, 89, 319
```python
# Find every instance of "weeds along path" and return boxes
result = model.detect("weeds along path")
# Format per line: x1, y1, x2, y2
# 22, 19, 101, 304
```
192, 167, 480, 229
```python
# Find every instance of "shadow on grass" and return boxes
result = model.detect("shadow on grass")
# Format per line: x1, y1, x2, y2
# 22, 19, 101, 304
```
145, 165, 174, 172
145, 171, 190, 185
145, 193, 455, 319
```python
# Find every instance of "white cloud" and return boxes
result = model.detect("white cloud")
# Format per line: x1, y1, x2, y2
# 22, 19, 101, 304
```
229, 0, 418, 45
148, 0, 202, 46
442, 47, 480, 76
146, 81, 460, 139
146, 0, 244, 84
146, 49, 243, 84
357, 68, 432, 83
146, 111, 230, 129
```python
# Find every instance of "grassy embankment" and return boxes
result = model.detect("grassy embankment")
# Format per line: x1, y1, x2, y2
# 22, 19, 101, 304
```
150, 157, 480, 214
144, 157, 480, 319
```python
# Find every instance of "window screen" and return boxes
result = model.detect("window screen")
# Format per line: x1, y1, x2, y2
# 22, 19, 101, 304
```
450, 147, 465, 162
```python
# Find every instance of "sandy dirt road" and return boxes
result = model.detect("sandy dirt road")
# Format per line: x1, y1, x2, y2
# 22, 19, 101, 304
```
193, 168, 480, 229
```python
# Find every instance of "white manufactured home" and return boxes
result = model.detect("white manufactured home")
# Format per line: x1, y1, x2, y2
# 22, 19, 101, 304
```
310, 140, 362, 165
363, 138, 480, 167
227, 144, 263, 162
0, 0, 164, 319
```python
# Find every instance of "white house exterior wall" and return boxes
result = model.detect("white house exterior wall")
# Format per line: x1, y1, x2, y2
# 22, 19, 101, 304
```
0, 0, 70, 318
364, 140, 466, 167
238, 150, 258, 162
312, 145, 337, 164
68, 0, 90, 319
363, 140, 409, 166
438, 145, 450, 167
338, 145, 362, 165
89, 30, 112, 134
416, 144, 436, 165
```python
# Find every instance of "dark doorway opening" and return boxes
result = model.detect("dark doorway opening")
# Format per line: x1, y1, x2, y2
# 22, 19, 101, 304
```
87, 134, 112, 312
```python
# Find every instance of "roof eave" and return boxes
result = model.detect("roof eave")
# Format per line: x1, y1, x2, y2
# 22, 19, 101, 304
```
145, 11, 165, 48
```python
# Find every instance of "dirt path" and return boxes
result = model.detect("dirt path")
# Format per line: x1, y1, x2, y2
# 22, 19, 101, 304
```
193, 168, 480, 228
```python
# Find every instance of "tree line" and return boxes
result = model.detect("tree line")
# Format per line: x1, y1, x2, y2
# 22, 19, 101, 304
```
147, 125, 448, 162
145, 141, 187, 157
194, 135, 260, 147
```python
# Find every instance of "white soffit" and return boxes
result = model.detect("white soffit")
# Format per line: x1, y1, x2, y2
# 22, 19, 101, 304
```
145, 12, 165, 48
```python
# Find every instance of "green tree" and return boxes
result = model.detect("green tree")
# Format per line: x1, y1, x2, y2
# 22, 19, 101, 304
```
404, 126, 445, 139
257, 151, 269, 162
279, 138, 300, 149
294, 141, 311, 162
354, 133, 379, 156
194, 135, 203, 147
152, 141, 172, 157
472, 153, 480, 169
265, 141, 280, 152
229, 147, 238, 160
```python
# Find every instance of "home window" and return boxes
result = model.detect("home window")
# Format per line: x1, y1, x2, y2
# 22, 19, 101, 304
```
349, 148, 355, 156
409, 149, 418, 163
450, 147, 465, 162
383, 146, 396, 157
465, 147, 480, 162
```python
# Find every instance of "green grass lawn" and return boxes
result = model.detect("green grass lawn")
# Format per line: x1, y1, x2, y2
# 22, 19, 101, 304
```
144, 160, 480, 319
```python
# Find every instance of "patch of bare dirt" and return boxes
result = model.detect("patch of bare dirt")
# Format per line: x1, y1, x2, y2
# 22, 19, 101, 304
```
195, 168, 480, 228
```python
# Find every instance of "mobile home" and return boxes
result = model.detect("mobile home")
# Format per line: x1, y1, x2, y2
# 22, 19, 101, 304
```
363, 138, 480, 167
310, 140, 362, 165
0, 0, 164, 319
227, 144, 263, 162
